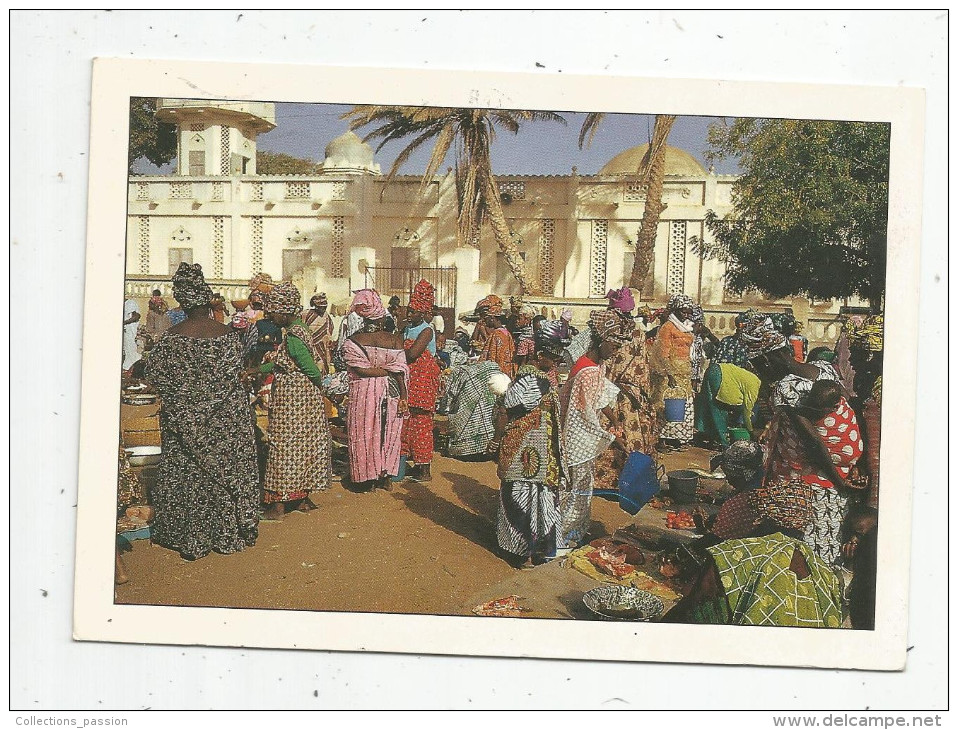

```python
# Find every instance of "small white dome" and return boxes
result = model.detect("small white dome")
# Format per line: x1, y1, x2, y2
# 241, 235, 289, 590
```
322, 131, 381, 175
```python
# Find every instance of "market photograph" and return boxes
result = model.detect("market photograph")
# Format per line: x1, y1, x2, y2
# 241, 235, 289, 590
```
113, 97, 888, 629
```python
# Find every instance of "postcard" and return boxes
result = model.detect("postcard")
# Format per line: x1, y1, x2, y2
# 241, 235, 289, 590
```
74, 57, 924, 670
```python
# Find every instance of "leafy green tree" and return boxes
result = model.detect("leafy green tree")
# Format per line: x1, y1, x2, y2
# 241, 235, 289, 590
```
344, 106, 565, 295
697, 118, 890, 310
128, 97, 177, 174
256, 150, 322, 175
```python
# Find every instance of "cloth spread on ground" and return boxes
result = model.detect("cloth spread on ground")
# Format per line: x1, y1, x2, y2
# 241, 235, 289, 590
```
567, 545, 681, 602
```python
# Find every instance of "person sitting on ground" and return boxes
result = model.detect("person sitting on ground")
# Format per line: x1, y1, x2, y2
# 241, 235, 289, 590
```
663, 456, 841, 627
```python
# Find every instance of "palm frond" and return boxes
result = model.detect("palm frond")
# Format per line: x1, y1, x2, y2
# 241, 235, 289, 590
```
578, 112, 605, 149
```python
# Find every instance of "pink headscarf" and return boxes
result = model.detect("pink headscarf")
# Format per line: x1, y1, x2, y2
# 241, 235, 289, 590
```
606, 287, 635, 314
349, 289, 387, 320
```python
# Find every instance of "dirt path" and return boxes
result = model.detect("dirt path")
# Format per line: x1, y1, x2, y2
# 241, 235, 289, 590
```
115, 449, 716, 616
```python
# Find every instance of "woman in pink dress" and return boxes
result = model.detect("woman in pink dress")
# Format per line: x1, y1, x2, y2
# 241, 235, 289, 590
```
342, 289, 410, 491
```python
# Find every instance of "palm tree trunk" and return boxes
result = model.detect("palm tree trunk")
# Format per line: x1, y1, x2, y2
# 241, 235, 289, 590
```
629, 115, 676, 292
480, 170, 541, 295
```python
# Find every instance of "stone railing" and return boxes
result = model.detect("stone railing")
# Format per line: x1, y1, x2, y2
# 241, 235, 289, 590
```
128, 177, 355, 206
125, 276, 250, 305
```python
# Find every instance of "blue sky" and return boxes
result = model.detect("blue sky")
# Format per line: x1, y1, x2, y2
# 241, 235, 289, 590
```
257, 102, 740, 175
135, 101, 741, 175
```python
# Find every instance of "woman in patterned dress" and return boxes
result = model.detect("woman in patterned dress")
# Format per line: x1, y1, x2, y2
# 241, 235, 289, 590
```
343, 289, 410, 490
492, 324, 569, 566
557, 309, 633, 551
650, 294, 697, 450
257, 281, 332, 520
145, 263, 259, 560
303, 292, 334, 374
401, 280, 441, 482
744, 317, 858, 566
477, 295, 516, 378
592, 317, 659, 494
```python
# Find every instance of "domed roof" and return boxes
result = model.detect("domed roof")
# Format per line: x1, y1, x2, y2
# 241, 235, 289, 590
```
322, 131, 381, 174
599, 143, 707, 177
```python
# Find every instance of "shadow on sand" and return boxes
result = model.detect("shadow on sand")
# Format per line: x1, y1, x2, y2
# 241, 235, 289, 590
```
390, 475, 515, 563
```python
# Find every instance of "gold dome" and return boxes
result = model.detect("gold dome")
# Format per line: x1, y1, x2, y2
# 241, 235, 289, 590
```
599, 143, 707, 177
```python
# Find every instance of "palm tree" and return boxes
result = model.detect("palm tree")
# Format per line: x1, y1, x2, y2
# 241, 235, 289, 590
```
580, 113, 677, 291
343, 106, 565, 296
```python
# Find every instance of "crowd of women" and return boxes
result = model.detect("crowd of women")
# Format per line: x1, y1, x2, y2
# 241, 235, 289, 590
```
121, 262, 884, 629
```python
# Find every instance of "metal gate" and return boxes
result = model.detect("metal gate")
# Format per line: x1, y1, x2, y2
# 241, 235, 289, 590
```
364, 266, 457, 312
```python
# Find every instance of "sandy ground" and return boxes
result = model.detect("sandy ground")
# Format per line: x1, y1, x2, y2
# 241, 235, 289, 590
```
115, 447, 718, 616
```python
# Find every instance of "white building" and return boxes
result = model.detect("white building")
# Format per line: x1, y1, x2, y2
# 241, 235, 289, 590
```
126, 100, 851, 345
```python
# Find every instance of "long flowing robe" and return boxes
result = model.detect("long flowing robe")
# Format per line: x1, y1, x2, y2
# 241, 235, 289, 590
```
343, 339, 409, 483
122, 299, 141, 370
650, 318, 695, 443
496, 365, 563, 560
263, 321, 332, 503
402, 322, 441, 465
593, 330, 659, 493
558, 357, 619, 549
144, 331, 259, 559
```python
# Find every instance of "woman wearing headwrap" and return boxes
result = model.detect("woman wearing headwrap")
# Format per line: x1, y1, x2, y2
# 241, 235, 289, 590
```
592, 306, 660, 495
255, 281, 332, 519
744, 314, 840, 410
512, 304, 538, 367
763, 377, 863, 566
712, 309, 756, 371
649, 293, 697, 449
556, 309, 633, 551
144, 263, 259, 559
662, 440, 840, 626
491, 324, 569, 566
303, 293, 334, 374
342, 289, 410, 490
689, 304, 719, 392
401, 280, 442, 481
477, 295, 516, 378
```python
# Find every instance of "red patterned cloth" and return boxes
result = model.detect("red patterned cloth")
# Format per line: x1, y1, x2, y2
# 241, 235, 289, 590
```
711, 491, 759, 540
402, 412, 434, 465
404, 339, 441, 411
767, 398, 864, 489
409, 279, 436, 313
402, 337, 440, 465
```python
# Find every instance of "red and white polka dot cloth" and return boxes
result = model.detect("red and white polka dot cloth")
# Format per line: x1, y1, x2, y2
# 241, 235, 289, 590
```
768, 398, 864, 489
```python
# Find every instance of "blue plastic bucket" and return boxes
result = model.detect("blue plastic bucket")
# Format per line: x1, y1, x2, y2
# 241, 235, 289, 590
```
664, 397, 687, 423
617, 452, 666, 515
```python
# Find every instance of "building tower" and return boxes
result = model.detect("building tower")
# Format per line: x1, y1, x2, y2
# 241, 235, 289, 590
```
155, 99, 276, 176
